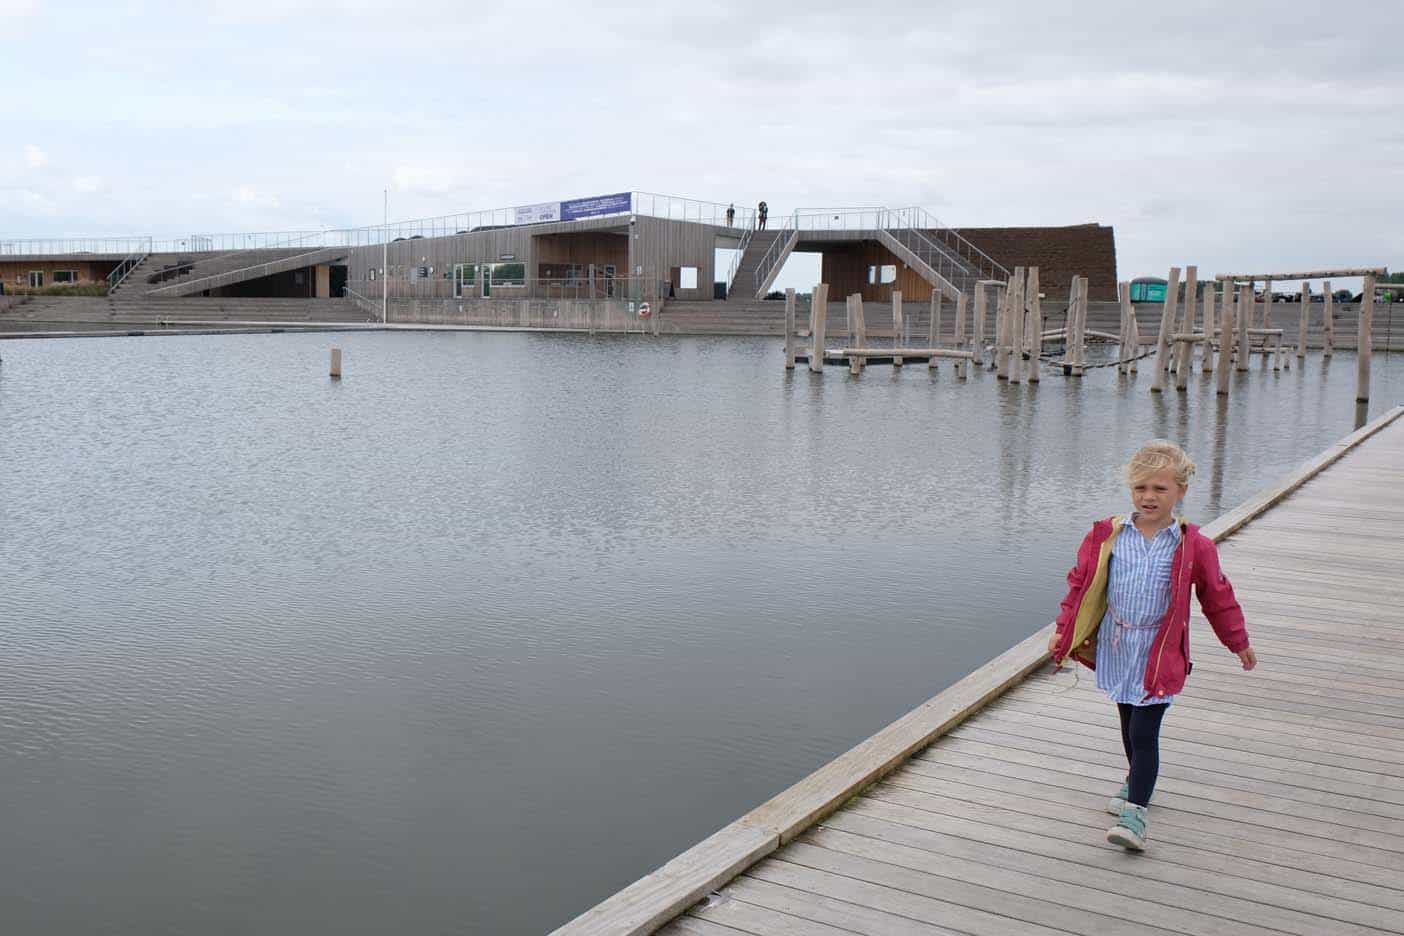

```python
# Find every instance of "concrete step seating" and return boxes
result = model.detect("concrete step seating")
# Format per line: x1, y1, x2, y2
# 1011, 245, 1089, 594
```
112, 248, 322, 298
2, 296, 361, 325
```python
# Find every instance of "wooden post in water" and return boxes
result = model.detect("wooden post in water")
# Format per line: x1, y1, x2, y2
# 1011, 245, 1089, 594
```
851, 294, 867, 374
1358, 274, 1375, 403
953, 292, 968, 379
329, 347, 342, 379
1259, 280, 1273, 367
891, 291, 904, 367
783, 288, 796, 369
1129, 303, 1141, 374
995, 284, 1009, 379
1008, 267, 1025, 384
1297, 283, 1310, 359
928, 292, 942, 369
1236, 280, 1252, 372
1200, 286, 1216, 373
1216, 288, 1237, 394
1026, 267, 1041, 383
1175, 266, 1197, 389
1117, 281, 1129, 374
972, 285, 987, 367
1149, 266, 1180, 392
809, 283, 828, 373
1323, 282, 1335, 357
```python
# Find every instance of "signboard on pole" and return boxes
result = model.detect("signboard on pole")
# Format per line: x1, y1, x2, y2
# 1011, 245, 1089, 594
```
561, 192, 631, 221
514, 201, 561, 225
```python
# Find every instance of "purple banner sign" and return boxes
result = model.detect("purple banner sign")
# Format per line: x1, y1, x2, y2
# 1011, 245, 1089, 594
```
560, 191, 632, 222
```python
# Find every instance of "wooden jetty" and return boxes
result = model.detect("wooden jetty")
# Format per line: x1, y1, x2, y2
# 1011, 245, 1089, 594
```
555, 405, 1404, 936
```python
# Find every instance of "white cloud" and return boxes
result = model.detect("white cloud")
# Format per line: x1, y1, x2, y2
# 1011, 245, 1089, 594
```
22, 144, 46, 169
71, 175, 104, 194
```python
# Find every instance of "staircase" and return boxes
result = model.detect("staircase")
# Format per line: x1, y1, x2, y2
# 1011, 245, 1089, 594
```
726, 230, 788, 301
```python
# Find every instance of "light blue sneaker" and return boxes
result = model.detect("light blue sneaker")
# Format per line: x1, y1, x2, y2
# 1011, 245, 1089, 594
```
1107, 780, 1129, 815
1107, 804, 1148, 851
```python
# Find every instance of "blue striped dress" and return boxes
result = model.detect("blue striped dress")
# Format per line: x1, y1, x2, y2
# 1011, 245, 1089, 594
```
1095, 517, 1180, 706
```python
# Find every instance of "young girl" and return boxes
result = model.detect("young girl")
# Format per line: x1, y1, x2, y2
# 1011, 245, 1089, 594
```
1047, 439, 1257, 851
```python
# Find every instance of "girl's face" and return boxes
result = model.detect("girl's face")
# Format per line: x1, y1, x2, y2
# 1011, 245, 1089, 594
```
1130, 468, 1187, 523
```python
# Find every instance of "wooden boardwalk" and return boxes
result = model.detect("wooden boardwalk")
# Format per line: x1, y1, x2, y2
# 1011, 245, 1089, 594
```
632, 411, 1404, 936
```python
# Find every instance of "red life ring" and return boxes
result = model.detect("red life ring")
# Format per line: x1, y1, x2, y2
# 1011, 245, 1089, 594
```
638, 302, 651, 318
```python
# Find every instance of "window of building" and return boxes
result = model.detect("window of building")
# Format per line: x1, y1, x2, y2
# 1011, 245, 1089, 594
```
369, 268, 377, 281
880, 265, 897, 284
679, 266, 698, 290
28, 271, 43, 288
52, 270, 78, 284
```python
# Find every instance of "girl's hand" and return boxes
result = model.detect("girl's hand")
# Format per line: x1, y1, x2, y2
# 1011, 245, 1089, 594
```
1047, 629, 1062, 665
1237, 646, 1257, 671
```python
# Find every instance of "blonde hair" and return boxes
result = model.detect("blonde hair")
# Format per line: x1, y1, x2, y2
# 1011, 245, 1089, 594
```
1124, 439, 1196, 487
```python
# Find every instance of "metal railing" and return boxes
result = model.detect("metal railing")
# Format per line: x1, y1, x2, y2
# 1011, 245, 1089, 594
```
885, 206, 1010, 284
791, 207, 888, 231
632, 192, 753, 228
344, 286, 382, 320
348, 274, 661, 302
751, 214, 798, 299
106, 237, 152, 291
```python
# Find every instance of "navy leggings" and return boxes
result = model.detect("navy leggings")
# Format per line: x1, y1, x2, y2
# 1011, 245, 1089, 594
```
1117, 702, 1169, 807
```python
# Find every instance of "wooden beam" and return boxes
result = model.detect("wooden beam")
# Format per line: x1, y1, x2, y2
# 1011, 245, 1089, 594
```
840, 347, 975, 359
1216, 267, 1385, 281
1149, 266, 1180, 392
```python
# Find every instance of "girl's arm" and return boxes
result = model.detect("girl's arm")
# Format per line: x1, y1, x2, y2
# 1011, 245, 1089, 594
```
1194, 536, 1254, 666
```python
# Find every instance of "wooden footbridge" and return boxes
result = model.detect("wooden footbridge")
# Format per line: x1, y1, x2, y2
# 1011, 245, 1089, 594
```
556, 405, 1404, 936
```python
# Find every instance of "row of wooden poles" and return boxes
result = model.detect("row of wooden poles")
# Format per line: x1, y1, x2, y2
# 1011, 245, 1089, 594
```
782, 265, 1379, 403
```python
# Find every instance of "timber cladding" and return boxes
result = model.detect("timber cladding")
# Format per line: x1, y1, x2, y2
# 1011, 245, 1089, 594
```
936, 224, 1118, 301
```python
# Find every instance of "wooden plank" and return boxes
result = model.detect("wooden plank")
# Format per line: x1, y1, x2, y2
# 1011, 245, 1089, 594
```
772, 840, 1187, 936
886, 761, 1404, 867
683, 881, 869, 936
749, 857, 1072, 936
720, 874, 963, 935
859, 787, 1404, 921
843, 798, 1404, 930
657, 916, 752, 936
818, 813, 1372, 936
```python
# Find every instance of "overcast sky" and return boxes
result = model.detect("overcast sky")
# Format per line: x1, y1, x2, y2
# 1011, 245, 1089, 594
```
3, 0, 1401, 281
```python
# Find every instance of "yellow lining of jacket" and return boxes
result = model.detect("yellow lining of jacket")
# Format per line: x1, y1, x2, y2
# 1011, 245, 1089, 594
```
1068, 513, 1187, 665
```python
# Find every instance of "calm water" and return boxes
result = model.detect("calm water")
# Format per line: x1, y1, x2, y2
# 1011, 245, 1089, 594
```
1, 332, 1399, 935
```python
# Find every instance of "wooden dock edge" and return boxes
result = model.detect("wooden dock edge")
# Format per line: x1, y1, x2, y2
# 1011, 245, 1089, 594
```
550, 403, 1404, 936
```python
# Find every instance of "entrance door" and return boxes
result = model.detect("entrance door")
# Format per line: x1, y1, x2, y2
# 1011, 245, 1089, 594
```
29, 271, 43, 288
481, 264, 492, 298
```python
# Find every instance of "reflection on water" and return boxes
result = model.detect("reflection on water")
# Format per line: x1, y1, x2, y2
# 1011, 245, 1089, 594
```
0, 332, 1399, 935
